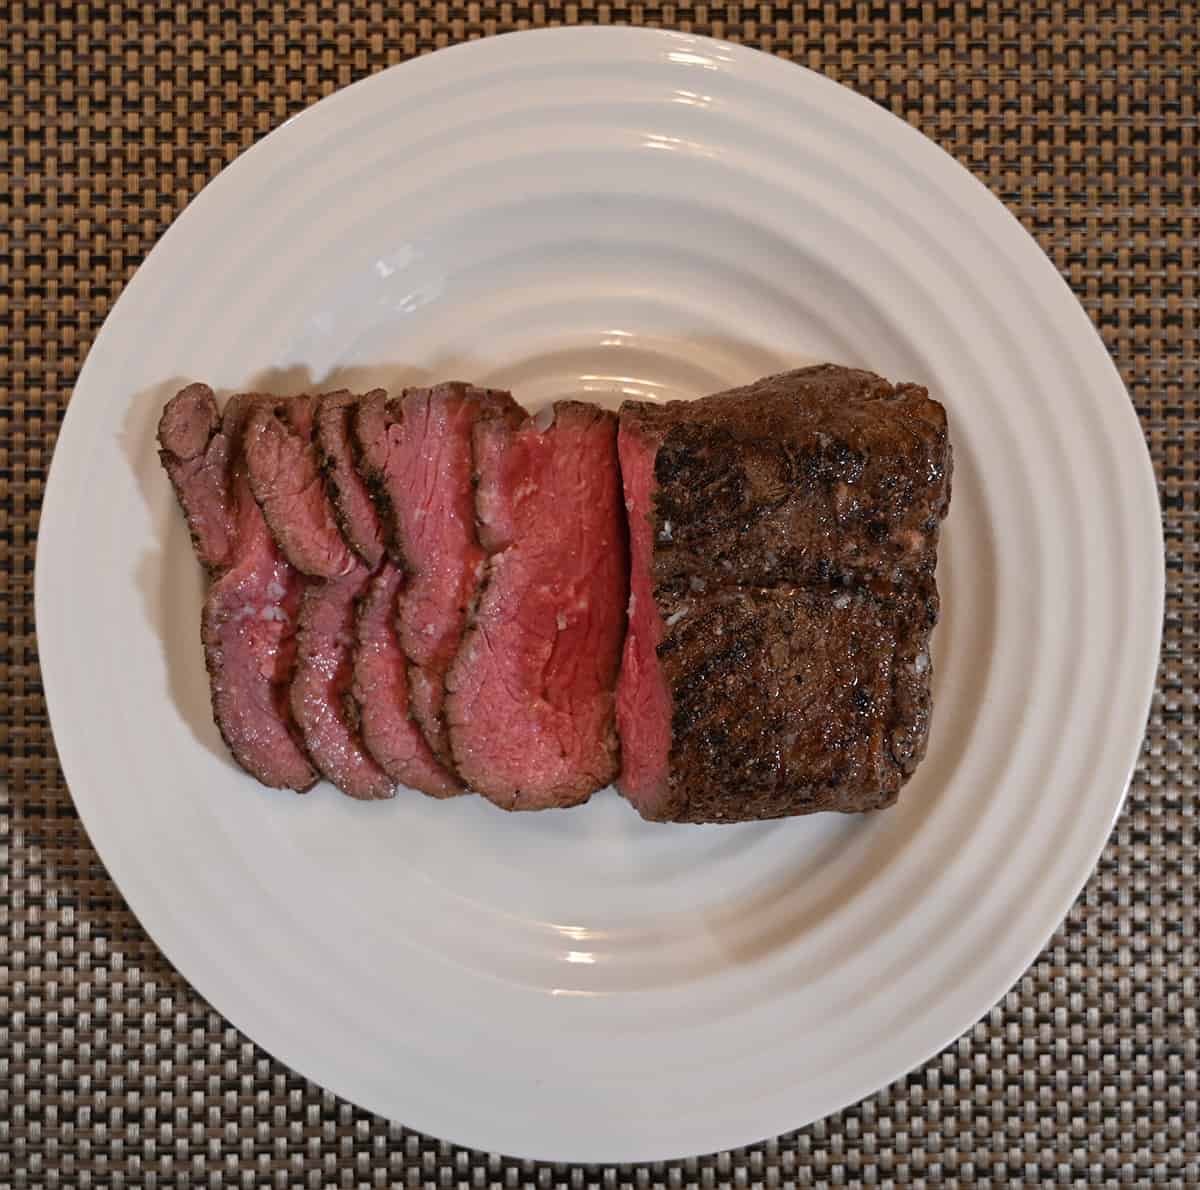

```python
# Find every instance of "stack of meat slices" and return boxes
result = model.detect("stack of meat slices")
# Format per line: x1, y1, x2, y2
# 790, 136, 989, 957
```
159, 365, 952, 821
159, 381, 627, 807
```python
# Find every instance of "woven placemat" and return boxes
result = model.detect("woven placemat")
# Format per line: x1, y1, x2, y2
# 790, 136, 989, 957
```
2, 3, 1196, 1186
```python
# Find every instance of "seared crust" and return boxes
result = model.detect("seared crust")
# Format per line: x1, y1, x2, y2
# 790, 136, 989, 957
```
622, 364, 952, 602
645, 583, 936, 822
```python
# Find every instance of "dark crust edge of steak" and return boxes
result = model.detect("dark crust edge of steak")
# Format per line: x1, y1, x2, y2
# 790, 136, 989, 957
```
639, 583, 937, 824
349, 390, 405, 565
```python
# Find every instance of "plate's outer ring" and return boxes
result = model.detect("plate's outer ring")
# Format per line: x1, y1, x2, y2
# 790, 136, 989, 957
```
36, 27, 1164, 1163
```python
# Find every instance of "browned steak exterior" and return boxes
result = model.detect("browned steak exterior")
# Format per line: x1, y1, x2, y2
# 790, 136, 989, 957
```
625, 364, 951, 602
647, 585, 935, 821
617, 364, 952, 823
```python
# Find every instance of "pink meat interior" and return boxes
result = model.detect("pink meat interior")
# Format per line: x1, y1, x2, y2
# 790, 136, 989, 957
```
289, 564, 394, 800
614, 420, 672, 814
446, 404, 628, 808
202, 459, 316, 791
352, 562, 463, 799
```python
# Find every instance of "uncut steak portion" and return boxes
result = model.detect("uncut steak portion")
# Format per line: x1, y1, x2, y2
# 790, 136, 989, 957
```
616, 365, 951, 822
183, 392, 318, 791
622, 584, 936, 822
351, 562, 464, 799
623, 364, 951, 601
445, 402, 628, 810
354, 383, 524, 770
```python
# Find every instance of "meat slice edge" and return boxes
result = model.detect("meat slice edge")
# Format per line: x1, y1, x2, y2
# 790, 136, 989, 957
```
351, 562, 464, 798
613, 417, 673, 809
354, 382, 524, 772
199, 394, 318, 791
314, 390, 386, 568
446, 401, 629, 810
243, 397, 357, 579
289, 564, 395, 800
157, 382, 236, 573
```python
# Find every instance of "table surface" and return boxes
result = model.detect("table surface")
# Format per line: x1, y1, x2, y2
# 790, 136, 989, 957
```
2, 4, 1196, 1186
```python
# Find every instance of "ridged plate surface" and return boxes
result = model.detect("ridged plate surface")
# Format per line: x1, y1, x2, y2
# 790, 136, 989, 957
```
36, 28, 1163, 1163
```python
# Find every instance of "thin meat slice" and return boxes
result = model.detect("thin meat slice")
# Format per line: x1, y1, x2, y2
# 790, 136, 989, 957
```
351, 563, 464, 798
354, 383, 524, 769
241, 391, 428, 799
157, 382, 236, 573
314, 390, 386, 568
243, 397, 357, 579
200, 394, 318, 791
446, 402, 628, 810
289, 564, 395, 800
615, 365, 952, 822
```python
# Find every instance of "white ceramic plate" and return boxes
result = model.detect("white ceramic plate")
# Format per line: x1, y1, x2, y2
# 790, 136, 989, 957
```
37, 28, 1163, 1163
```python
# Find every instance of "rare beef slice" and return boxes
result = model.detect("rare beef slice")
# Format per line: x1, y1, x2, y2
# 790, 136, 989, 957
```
616, 365, 952, 822
289, 563, 395, 800
350, 562, 464, 799
167, 391, 318, 791
157, 383, 236, 574
314, 390, 387, 569
353, 383, 525, 771
241, 391, 428, 800
243, 396, 358, 580
445, 402, 629, 809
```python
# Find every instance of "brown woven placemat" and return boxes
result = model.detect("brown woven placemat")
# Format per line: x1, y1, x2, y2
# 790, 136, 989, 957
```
2, 3, 1196, 1186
